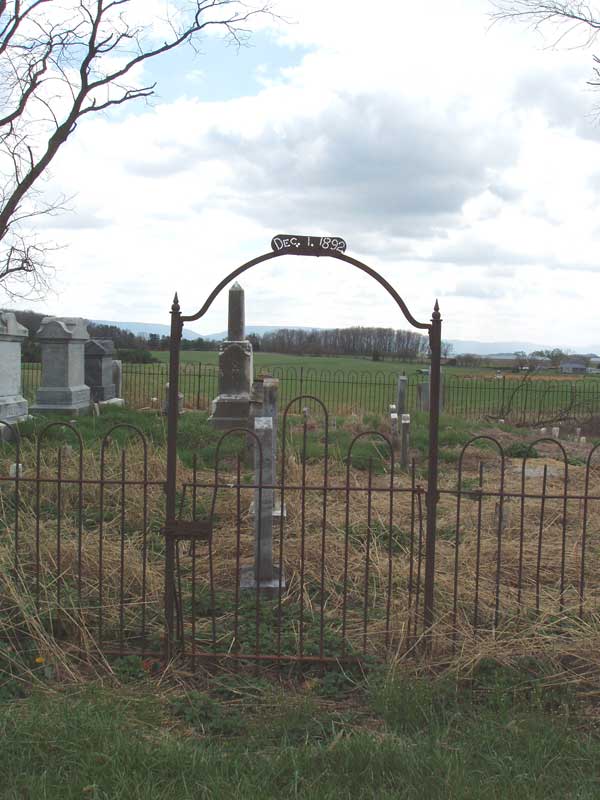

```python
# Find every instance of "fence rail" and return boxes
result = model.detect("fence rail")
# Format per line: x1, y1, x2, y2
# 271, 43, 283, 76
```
2, 413, 600, 668
20, 361, 600, 423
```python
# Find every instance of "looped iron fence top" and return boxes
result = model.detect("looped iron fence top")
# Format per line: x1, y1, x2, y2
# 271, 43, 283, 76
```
178, 247, 435, 332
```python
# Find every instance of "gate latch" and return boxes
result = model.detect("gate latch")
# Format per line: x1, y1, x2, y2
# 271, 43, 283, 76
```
161, 519, 212, 541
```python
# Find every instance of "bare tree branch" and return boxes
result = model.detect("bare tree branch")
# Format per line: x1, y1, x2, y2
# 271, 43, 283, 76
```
0, 0, 276, 298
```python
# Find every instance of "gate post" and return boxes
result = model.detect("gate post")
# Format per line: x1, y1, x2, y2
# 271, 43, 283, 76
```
423, 300, 441, 631
165, 293, 183, 661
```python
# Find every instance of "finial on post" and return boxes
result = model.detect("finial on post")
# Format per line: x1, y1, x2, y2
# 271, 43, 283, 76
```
432, 298, 441, 321
171, 292, 180, 314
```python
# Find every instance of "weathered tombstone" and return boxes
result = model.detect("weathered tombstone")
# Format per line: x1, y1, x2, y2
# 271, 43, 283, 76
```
396, 375, 408, 414
209, 282, 254, 430
249, 376, 285, 520
0, 311, 29, 438
241, 417, 283, 589
417, 381, 430, 412
31, 317, 91, 415
416, 372, 443, 413
400, 413, 410, 470
263, 377, 279, 461
551, 426, 560, 439
390, 411, 399, 451
162, 382, 184, 415
85, 339, 116, 402
112, 359, 123, 398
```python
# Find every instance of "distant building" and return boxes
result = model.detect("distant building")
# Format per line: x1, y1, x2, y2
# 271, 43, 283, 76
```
560, 360, 587, 375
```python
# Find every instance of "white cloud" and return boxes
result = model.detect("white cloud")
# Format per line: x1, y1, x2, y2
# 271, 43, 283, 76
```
4, 0, 600, 348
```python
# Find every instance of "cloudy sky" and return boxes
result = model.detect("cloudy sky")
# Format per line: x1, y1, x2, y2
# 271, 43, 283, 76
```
6, 0, 600, 347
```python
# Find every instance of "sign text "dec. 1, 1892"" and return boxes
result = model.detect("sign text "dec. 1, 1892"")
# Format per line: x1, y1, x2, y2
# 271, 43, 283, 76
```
271, 235, 347, 255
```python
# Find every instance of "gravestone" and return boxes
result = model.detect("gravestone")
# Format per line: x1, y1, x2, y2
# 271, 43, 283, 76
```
85, 339, 117, 402
112, 359, 123, 399
417, 381, 429, 412
240, 416, 284, 589
390, 406, 399, 451
162, 382, 184, 415
396, 375, 408, 414
31, 317, 91, 415
416, 371, 444, 412
209, 282, 254, 430
0, 312, 29, 438
249, 376, 285, 521
400, 413, 411, 470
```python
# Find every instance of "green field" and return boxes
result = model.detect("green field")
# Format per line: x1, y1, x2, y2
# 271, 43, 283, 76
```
153, 349, 427, 375
20, 352, 600, 423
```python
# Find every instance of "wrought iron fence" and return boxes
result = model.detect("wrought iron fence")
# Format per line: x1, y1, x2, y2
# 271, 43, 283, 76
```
20, 361, 600, 422
2, 409, 600, 668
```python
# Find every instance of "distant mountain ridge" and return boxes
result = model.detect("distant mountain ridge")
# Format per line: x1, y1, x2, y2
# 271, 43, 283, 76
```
91, 321, 317, 342
91, 321, 598, 356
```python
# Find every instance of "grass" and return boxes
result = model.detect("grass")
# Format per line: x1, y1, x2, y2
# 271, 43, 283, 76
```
152, 350, 427, 375
1, 663, 600, 799
6, 405, 499, 469
3, 406, 600, 795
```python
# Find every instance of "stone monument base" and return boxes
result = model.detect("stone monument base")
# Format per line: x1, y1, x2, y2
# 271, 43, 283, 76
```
208, 395, 252, 430
32, 385, 90, 416
240, 564, 286, 591
31, 404, 91, 416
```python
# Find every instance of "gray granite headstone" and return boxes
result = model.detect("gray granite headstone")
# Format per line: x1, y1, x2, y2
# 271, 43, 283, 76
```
396, 375, 408, 414
31, 317, 91, 415
241, 416, 284, 590
0, 312, 29, 436
85, 339, 116, 401
209, 282, 254, 430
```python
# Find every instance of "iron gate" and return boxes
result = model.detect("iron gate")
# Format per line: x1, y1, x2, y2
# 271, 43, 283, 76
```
164, 236, 441, 661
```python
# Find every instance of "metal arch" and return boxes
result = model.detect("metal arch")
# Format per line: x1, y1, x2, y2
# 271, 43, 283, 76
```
180, 249, 432, 331
165, 241, 443, 654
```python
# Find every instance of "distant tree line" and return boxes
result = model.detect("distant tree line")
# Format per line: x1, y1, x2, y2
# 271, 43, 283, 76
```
5, 312, 447, 364
254, 327, 430, 361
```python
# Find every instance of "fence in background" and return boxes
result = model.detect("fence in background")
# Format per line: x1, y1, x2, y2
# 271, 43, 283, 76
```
21, 361, 600, 423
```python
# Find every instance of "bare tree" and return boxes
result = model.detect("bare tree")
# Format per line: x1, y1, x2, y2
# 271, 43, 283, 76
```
0, 0, 273, 298
490, 2, 600, 87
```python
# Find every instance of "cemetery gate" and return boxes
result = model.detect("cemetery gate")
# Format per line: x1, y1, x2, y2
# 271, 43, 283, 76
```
163, 235, 442, 665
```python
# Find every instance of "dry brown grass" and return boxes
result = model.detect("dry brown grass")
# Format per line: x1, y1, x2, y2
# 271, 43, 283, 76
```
2, 430, 600, 692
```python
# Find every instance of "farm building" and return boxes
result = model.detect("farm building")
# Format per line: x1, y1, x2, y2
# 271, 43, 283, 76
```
560, 360, 587, 375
